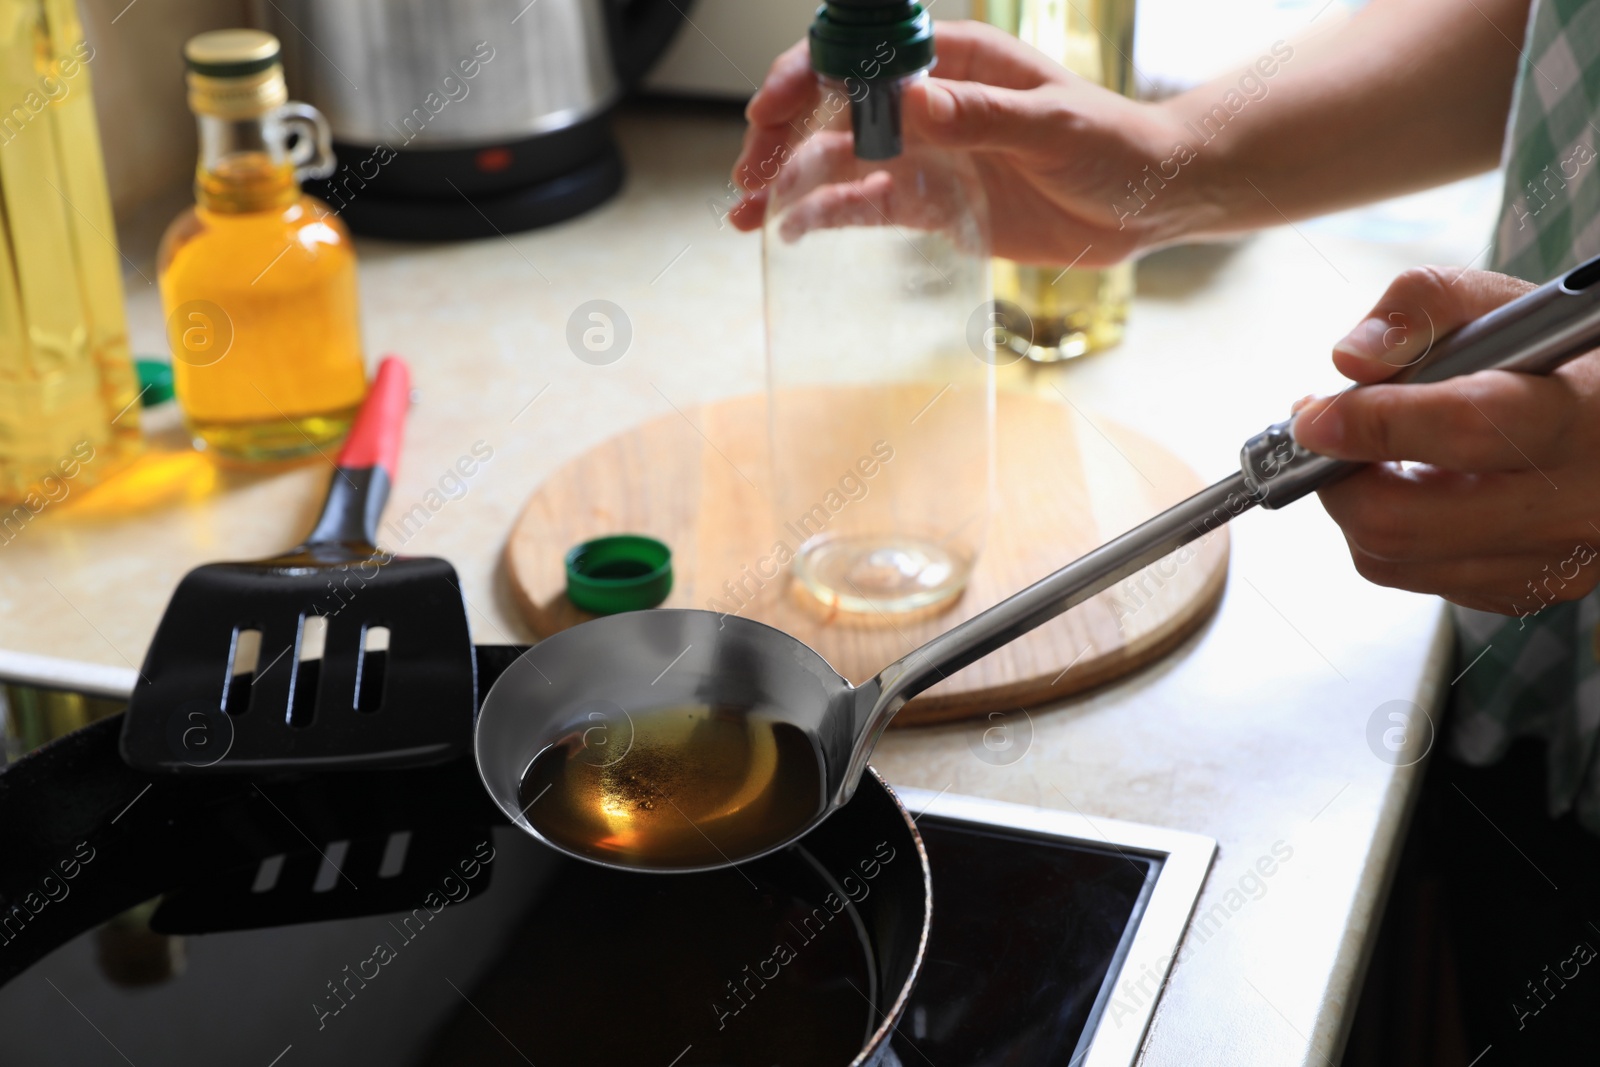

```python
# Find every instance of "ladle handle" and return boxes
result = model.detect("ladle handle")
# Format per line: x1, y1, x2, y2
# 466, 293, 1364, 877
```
852, 253, 1600, 779
852, 474, 1249, 757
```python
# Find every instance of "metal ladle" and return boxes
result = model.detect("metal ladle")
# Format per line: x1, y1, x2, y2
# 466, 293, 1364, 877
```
476, 256, 1600, 873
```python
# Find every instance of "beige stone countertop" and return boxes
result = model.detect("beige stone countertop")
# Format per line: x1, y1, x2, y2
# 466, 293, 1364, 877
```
1, 103, 1504, 1064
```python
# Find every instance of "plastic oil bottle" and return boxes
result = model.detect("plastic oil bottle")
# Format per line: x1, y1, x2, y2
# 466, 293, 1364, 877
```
159, 30, 366, 462
0, 0, 142, 506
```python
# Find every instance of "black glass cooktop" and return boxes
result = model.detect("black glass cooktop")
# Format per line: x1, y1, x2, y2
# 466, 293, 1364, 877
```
0, 808, 1154, 1067
0, 648, 1166, 1066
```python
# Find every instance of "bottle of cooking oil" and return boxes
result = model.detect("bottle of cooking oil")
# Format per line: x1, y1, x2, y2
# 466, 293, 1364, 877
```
0, 0, 142, 506
977, 0, 1136, 362
159, 30, 365, 461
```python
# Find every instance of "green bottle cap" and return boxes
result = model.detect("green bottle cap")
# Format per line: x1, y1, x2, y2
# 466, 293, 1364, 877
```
809, 1, 934, 81
134, 358, 176, 406
565, 535, 674, 615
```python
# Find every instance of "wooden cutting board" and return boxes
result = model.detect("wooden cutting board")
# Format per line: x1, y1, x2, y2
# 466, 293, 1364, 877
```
503, 389, 1228, 725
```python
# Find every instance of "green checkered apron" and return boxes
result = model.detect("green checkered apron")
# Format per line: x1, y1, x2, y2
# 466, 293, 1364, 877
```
1451, 0, 1600, 831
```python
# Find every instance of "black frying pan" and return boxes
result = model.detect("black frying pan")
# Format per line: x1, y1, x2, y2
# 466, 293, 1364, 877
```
0, 645, 929, 1067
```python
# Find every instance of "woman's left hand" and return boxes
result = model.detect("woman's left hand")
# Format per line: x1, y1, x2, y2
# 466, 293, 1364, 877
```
1293, 266, 1600, 617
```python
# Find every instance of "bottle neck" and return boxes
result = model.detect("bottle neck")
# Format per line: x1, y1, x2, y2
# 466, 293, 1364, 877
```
819, 72, 920, 160
194, 111, 299, 214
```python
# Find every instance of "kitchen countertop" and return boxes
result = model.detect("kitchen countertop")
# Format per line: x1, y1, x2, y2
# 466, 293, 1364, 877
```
1, 102, 1503, 1064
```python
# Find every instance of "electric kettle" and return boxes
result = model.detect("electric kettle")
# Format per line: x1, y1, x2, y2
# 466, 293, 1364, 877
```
252, 0, 690, 239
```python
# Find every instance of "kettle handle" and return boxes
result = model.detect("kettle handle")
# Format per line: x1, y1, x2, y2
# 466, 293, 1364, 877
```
606, 0, 692, 87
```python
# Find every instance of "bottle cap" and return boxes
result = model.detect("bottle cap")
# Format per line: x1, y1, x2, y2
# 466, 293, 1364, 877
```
134, 358, 175, 407
810, 2, 933, 160
565, 535, 673, 615
184, 29, 280, 77
184, 30, 287, 119
809, 1, 934, 82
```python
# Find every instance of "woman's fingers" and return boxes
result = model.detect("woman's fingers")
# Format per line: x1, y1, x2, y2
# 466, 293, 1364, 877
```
1341, 541, 1596, 614
1325, 266, 1538, 383
901, 77, 1067, 153
726, 188, 768, 231
733, 41, 824, 197
1315, 462, 1586, 563
732, 75, 1058, 231
1295, 264, 1570, 468
922, 20, 1069, 88
1298, 264, 1600, 614
745, 39, 819, 126
777, 170, 897, 241
1293, 367, 1577, 471
732, 21, 1080, 225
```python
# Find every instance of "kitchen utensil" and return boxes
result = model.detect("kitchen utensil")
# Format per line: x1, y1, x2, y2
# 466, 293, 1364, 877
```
119, 356, 477, 773
479, 252, 1600, 872
255, 0, 691, 239
503, 390, 1229, 721
2, 646, 520, 984
3, 639, 930, 1067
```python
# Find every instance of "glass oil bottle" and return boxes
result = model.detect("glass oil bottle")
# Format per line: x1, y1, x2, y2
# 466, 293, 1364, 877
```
763, 1, 994, 620
977, 0, 1137, 362
159, 30, 365, 462
0, 0, 141, 506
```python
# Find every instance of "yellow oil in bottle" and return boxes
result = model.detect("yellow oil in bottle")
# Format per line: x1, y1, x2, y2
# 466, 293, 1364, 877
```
991, 258, 1134, 361
977, 0, 1137, 362
0, 0, 142, 506
158, 31, 365, 462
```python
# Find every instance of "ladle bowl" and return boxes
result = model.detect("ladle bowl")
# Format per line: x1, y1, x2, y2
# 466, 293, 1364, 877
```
475, 610, 867, 872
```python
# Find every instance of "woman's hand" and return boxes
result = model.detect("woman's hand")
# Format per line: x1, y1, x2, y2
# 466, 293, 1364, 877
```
728, 21, 1211, 267
1293, 267, 1600, 617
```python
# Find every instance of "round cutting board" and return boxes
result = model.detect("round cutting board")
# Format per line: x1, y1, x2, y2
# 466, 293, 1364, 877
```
504, 389, 1228, 725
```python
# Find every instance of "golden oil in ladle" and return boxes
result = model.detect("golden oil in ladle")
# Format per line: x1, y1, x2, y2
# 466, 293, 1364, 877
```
517, 704, 826, 870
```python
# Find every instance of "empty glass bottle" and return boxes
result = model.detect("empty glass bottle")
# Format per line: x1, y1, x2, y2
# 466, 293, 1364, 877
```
763, 1, 994, 620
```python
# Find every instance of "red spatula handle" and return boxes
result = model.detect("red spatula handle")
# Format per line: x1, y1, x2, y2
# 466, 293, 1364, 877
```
305, 356, 412, 549
337, 356, 410, 480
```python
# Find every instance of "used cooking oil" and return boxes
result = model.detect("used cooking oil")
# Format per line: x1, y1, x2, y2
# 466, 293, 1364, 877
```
518, 703, 826, 870
0, 0, 142, 505
158, 30, 365, 462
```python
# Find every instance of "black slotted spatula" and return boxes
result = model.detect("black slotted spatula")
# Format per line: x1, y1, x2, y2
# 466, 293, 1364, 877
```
120, 356, 477, 773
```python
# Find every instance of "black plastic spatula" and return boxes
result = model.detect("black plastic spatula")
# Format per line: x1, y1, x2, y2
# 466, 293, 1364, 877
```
120, 356, 476, 773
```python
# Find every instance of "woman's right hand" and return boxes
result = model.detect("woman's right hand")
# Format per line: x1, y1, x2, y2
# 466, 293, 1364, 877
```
729, 20, 1210, 267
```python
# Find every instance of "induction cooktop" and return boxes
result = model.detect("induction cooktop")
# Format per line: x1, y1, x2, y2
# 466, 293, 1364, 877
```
0, 650, 1214, 1067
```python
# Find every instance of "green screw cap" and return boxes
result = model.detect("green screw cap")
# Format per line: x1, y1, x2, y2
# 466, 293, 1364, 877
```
565, 535, 673, 615
134, 358, 176, 406
809, 1, 934, 81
